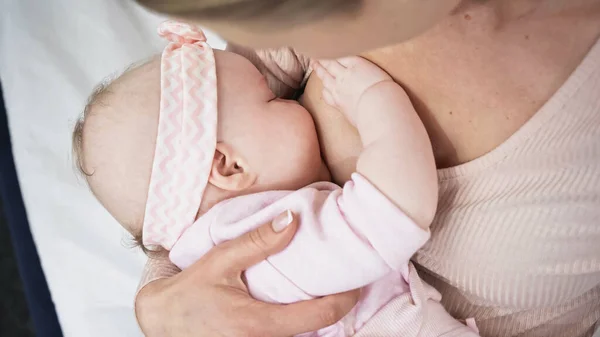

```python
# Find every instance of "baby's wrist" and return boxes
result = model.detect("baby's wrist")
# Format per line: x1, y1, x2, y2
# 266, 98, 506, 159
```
354, 79, 397, 119
355, 79, 396, 110
354, 80, 407, 144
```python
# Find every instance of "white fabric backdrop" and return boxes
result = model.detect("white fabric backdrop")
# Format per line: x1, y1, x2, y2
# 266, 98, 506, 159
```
0, 0, 224, 335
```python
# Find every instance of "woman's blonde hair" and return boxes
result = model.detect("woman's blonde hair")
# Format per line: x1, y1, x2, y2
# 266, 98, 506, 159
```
136, 0, 362, 25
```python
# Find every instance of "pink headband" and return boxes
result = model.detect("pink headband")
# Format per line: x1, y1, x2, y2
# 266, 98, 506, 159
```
142, 21, 218, 250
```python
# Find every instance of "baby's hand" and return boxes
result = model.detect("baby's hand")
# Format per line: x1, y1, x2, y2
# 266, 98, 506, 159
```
313, 57, 393, 126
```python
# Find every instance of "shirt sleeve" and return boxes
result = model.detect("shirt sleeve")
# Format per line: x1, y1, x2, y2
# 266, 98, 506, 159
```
353, 263, 481, 337
255, 173, 431, 297
339, 173, 431, 272
136, 254, 181, 293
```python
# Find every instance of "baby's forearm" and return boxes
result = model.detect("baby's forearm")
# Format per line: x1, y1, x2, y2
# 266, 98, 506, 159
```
355, 82, 438, 228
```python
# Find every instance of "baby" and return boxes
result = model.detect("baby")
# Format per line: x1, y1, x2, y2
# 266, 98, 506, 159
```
73, 21, 438, 336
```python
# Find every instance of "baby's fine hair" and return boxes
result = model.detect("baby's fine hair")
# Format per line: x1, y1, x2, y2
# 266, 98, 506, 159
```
71, 59, 162, 257
72, 80, 110, 178
135, 0, 362, 26
72, 59, 153, 178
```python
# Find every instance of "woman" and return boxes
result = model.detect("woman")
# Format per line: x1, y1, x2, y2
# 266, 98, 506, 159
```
134, 0, 600, 336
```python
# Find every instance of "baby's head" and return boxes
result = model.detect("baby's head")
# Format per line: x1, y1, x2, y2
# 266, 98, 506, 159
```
73, 22, 328, 252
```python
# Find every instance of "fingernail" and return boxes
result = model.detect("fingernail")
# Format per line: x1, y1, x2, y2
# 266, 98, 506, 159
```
272, 210, 293, 232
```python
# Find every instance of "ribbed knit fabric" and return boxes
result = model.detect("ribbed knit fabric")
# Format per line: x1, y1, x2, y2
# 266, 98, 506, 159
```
409, 37, 600, 337
139, 38, 600, 336
137, 254, 180, 291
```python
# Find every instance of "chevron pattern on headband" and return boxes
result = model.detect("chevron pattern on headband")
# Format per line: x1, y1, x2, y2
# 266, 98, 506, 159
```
142, 21, 218, 250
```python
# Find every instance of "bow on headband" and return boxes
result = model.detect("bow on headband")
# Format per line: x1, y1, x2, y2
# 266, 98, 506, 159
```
142, 21, 218, 250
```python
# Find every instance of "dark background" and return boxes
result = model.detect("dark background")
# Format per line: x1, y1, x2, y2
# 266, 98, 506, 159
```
0, 198, 35, 337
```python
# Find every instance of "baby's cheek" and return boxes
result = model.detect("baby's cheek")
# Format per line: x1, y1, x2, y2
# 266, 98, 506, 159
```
294, 136, 326, 185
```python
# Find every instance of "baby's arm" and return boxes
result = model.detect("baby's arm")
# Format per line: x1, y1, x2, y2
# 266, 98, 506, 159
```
314, 58, 438, 228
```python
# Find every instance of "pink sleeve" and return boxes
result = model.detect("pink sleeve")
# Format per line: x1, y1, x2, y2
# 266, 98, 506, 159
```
339, 173, 431, 271
258, 173, 430, 297
353, 263, 480, 337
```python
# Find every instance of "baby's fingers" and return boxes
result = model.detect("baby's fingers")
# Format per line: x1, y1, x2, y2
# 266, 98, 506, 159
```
322, 88, 335, 107
319, 59, 346, 78
337, 56, 364, 68
313, 62, 336, 91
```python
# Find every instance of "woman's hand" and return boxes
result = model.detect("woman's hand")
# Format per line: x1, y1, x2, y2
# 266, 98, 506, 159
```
135, 211, 360, 337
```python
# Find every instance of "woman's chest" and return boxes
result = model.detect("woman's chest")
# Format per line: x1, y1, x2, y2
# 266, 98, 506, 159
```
364, 11, 600, 168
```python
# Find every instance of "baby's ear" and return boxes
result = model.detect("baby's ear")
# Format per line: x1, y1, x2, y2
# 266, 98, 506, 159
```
209, 143, 256, 191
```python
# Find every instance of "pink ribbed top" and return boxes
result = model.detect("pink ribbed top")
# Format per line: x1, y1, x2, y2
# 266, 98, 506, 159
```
140, 38, 600, 336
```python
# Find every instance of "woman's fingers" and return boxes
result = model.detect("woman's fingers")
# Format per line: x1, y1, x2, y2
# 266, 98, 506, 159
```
211, 210, 299, 275
262, 289, 361, 336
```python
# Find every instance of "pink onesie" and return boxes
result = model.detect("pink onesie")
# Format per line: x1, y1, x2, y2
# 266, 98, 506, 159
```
170, 173, 430, 336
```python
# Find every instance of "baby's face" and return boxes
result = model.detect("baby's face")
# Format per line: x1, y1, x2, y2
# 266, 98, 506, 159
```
82, 50, 327, 235
214, 50, 328, 191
